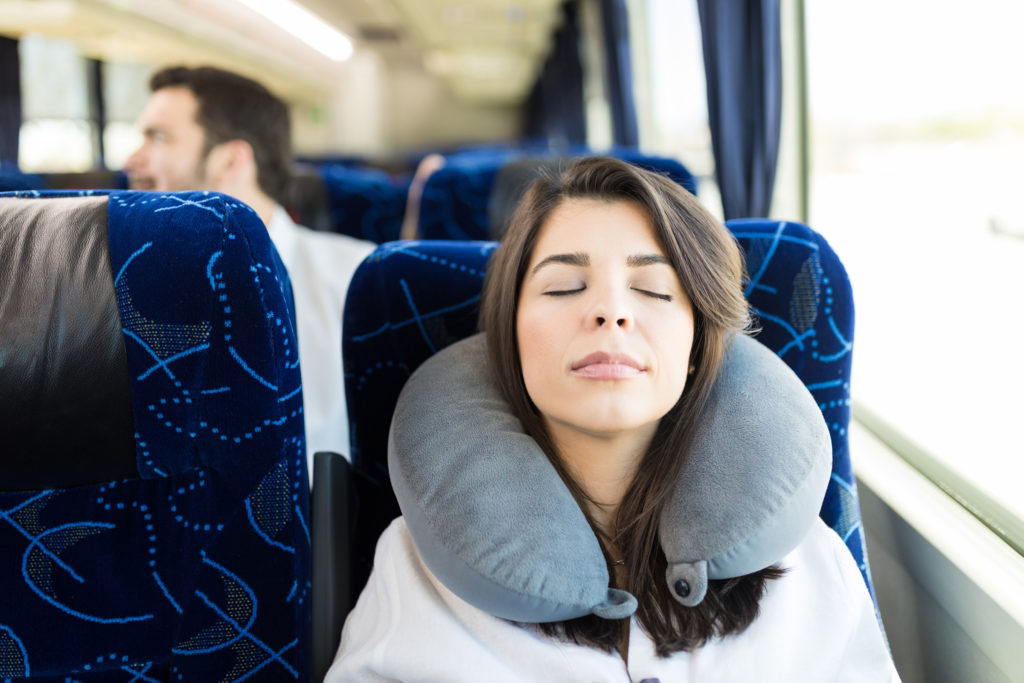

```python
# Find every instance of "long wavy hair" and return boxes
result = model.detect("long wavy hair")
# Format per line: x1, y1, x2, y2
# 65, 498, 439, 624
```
479, 157, 784, 656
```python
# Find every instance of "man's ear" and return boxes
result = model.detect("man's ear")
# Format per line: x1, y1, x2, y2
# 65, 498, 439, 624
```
205, 139, 257, 191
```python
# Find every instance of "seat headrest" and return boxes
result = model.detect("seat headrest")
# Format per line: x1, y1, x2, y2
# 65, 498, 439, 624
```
1, 190, 306, 489
104, 191, 304, 480
0, 195, 137, 490
488, 158, 566, 240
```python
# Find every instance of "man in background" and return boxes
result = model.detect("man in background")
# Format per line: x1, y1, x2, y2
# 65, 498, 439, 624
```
125, 65, 376, 480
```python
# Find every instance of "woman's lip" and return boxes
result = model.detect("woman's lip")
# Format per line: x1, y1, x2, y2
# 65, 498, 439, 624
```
571, 363, 645, 379
571, 351, 645, 378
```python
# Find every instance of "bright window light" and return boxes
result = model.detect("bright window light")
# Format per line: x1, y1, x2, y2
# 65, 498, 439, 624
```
235, 0, 354, 62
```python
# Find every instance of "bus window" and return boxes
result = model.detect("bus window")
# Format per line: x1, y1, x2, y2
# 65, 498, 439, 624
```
807, 0, 1024, 547
18, 34, 93, 171
629, 0, 720, 217
101, 61, 149, 170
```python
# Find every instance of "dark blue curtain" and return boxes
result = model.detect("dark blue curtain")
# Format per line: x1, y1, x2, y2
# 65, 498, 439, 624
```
0, 36, 21, 168
697, 0, 782, 219
600, 0, 639, 147
524, 2, 586, 150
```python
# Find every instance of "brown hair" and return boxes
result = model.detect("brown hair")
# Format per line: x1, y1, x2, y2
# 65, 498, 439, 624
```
479, 156, 783, 656
150, 66, 292, 203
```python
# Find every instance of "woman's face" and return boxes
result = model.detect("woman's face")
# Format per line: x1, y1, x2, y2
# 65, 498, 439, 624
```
516, 198, 695, 443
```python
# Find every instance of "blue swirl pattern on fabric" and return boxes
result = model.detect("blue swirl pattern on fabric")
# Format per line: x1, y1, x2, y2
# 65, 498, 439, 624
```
730, 218, 870, 602
0, 190, 310, 681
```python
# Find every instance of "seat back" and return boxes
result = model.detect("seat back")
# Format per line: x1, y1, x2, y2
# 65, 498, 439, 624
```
43, 170, 129, 190
0, 190, 310, 681
417, 154, 510, 241
0, 170, 128, 192
282, 167, 334, 233
319, 164, 408, 243
342, 220, 871, 605
342, 241, 495, 597
0, 169, 45, 191
418, 151, 697, 242
729, 218, 871, 598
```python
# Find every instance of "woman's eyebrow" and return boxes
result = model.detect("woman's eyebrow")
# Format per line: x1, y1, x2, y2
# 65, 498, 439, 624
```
530, 252, 590, 275
627, 254, 671, 267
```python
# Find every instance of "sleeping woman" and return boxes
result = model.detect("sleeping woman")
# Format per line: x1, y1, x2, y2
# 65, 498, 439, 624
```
326, 157, 899, 681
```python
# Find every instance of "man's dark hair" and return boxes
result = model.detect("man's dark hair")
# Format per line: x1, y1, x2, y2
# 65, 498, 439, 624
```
150, 65, 292, 203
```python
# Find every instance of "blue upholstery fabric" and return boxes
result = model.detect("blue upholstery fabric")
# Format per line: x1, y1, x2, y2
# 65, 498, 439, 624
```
417, 153, 516, 242
343, 241, 497, 471
342, 221, 872, 604
0, 170, 44, 192
0, 190, 310, 681
342, 241, 496, 595
417, 152, 696, 242
319, 165, 408, 243
0, 171, 128, 193
613, 150, 698, 195
0, 188, 107, 199
729, 218, 870, 599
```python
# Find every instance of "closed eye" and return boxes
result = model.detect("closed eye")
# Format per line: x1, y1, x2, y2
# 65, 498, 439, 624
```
633, 288, 672, 301
543, 286, 586, 297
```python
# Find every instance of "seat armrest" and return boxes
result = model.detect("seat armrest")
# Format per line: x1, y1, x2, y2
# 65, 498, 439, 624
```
311, 450, 352, 682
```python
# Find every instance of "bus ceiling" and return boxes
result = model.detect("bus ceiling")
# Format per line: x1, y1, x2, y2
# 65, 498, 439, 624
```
0, 0, 567, 107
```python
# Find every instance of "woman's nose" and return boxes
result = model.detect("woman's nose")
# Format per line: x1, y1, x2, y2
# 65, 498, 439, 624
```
595, 315, 628, 327
590, 287, 632, 330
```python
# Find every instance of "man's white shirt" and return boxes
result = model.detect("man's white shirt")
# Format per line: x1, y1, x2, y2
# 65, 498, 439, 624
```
266, 206, 376, 482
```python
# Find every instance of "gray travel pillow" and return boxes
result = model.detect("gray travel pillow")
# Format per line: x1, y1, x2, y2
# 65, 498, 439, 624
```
388, 332, 831, 622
